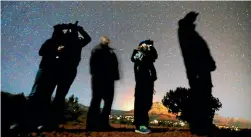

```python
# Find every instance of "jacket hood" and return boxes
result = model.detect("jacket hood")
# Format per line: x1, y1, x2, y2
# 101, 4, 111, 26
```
178, 19, 196, 30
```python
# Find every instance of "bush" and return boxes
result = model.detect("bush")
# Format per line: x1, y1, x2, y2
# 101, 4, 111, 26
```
1, 91, 85, 128
63, 94, 85, 122
162, 87, 222, 122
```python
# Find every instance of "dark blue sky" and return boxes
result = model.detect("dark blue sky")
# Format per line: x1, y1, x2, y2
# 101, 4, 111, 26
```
1, 1, 251, 121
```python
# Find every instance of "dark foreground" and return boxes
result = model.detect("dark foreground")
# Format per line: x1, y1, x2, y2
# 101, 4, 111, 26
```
7, 124, 251, 137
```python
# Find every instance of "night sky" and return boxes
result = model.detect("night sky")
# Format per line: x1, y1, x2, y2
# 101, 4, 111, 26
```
1, 1, 251, 121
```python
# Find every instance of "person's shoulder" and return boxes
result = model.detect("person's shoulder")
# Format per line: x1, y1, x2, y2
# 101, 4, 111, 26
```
132, 49, 140, 53
108, 47, 117, 55
42, 38, 54, 45
109, 46, 115, 51
92, 44, 102, 51
45, 38, 53, 42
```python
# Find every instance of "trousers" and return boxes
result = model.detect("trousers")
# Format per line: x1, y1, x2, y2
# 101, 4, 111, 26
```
86, 76, 115, 129
23, 67, 77, 128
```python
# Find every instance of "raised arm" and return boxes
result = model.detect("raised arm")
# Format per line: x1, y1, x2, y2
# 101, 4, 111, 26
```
78, 26, 92, 47
131, 49, 138, 62
149, 46, 158, 60
131, 49, 145, 63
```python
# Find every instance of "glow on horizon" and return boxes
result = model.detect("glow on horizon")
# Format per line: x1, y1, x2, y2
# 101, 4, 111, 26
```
1, 1, 251, 121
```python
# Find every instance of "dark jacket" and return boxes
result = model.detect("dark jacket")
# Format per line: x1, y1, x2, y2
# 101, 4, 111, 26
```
178, 19, 216, 72
39, 27, 91, 69
90, 44, 120, 81
131, 46, 158, 82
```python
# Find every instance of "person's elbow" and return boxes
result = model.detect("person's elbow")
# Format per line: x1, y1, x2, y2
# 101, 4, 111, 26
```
131, 51, 137, 62
86, 36, 91, 43
81, 37, 91, 47
155, 54, 158, 59
131, 56, 136, 62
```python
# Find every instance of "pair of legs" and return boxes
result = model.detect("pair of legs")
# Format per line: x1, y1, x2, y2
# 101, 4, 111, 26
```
187, 70, 214, 135
21, 67, 77, 130
86, 76, 115, 130
134, 79, 154, 129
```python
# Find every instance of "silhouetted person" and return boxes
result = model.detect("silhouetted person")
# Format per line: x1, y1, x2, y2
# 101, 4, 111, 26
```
86, 36, 120, 131
131, 39, 157, 134
178, 11, 216, 136
49, 22, 92, 129
18, 22, 91, 132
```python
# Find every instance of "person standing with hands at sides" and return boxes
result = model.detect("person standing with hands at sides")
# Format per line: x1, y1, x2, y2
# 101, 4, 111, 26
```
178, 11, 217, 136
131, 39, 158, 134
86, 36, 120, 132
15, 22, 91, 133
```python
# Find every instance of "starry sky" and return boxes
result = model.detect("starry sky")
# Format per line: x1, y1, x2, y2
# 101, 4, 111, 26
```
1, 1, 251, 121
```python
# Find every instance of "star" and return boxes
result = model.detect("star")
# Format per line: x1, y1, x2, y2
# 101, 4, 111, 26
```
1, 1, 251, 121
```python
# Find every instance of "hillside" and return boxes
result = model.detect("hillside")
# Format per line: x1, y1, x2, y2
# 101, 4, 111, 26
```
120, 102, 251, 128
2, 91, 251, 129
122, 102, 177, 121
214, 114, 251, 128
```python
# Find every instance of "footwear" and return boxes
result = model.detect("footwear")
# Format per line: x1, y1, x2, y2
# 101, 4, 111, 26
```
135, 125, 151, 134
10, 124, 19, 130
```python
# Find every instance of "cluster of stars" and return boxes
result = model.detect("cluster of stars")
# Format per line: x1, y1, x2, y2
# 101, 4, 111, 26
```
1, 1, 251, 120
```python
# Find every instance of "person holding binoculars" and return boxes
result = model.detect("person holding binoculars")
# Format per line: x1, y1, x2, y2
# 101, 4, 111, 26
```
17, 21, 91, 132
131, 39, 158, 134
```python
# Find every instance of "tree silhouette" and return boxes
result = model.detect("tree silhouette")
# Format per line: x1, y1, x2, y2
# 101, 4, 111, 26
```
63, 94, 84, 122
162, 87, 222, 122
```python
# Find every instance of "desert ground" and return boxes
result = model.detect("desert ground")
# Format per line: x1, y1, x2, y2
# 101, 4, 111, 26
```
18, 123, 251, 137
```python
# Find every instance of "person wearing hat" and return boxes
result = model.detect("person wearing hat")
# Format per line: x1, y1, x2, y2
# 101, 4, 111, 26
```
178, 11, 217, 136
131, 39, 158, 134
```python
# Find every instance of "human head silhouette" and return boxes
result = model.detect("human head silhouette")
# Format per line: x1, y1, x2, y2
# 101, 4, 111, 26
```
100, 36, 111, 45
183, 11, 199, 24
139, 39, 154, 46
52, 24, 66, 40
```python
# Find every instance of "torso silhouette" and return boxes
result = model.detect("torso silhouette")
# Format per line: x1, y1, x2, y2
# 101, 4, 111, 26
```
39, 28, 91, 69
131, 47, 157, 82
90, 44, 119, 80
178, 19, 216, 73
177, 13, 217, 136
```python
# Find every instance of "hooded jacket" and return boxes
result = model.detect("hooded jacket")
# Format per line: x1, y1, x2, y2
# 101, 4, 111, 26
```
178, 19, 216, 72
39, 25, 91, 69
